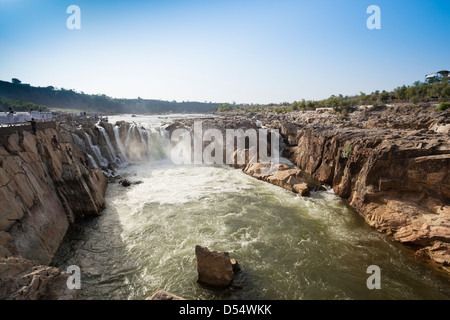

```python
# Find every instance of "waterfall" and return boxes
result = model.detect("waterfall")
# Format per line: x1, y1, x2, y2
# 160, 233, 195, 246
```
85, 132, 109, 167
72, 133, 99, 168
147, 127, 170, 161
113, 125, 129, 163
124, 125, 134, 148
72, 133, 87, 153
119, 124, 147, 162
112, 122, 171, 163
70, 120, 172, 172
96, 124, 120, 164
137, 127, 149, 156
87, 154, 99, 169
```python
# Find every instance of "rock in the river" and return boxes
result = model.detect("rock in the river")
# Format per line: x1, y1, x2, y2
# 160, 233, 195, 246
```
195, 245, 235, 288
120, 179, 143, 187
231, 259, 241, 272
121, 179, 131, 187
292, 182, 310, 197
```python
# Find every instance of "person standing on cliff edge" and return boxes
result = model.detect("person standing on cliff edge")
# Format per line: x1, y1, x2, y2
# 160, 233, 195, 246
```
27, 118, 37, 135
7, 107, 15, 126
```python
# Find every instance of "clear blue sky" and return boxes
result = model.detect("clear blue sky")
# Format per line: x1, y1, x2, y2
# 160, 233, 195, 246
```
0, 0, 449, 104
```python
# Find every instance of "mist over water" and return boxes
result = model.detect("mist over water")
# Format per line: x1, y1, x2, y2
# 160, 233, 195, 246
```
52, 115, 450, 300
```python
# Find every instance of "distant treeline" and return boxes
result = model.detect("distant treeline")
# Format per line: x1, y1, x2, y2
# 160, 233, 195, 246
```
215, 78, 450, 114
0, 96, 48, 113
0, 80, 220, 114
2, 77, 448, 116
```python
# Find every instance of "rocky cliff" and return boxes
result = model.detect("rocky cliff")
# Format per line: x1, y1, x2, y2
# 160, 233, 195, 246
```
0, 121, 108, 266
0, 116, 148, 299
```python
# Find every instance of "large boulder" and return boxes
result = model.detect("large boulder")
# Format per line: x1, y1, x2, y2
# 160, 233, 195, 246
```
195, 245, 235, 288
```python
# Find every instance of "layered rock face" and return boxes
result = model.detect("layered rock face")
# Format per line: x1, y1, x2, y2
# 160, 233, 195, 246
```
0, 116, 154, 299
0, 122, 106, 265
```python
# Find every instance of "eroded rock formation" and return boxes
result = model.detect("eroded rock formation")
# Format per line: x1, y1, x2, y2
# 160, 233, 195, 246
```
0, 257, 81, 300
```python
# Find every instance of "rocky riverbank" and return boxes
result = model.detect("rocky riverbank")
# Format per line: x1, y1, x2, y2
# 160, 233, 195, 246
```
266, 107, 449, 271
0, 116, 149, 299
175, 106, 449, 273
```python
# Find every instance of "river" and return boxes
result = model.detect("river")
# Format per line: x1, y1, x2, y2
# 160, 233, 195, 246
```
52, 114, 450, 300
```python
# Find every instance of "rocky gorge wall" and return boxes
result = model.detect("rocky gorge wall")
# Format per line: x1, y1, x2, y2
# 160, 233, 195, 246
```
0, 116, 148, 299
260, 107, 450, 271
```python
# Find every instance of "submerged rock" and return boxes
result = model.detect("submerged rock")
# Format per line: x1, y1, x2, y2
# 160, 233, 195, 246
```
119, 179, 143, 187
231, 258, 241, 272
146, 289, 184, 300
121, 179, 131, 187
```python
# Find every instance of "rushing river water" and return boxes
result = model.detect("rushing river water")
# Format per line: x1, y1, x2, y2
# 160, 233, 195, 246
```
52, 114, 450, 300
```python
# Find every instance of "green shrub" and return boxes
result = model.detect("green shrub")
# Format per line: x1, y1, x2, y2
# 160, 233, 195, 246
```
409, 96, 419, 105
437, 102, 450, 111
341, 143, 353, 159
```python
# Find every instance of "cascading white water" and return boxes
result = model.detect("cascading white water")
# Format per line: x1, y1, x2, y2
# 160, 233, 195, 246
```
96, 124, 120, 164
123, 125, 142, 161
113, 125, 129, 163
72, 133, 87, 153
137, 127, 149, 156
74, 120, 170, 169
54, 114, 450, 301
72, 133, 99, 168
85, 132, 109, 167
87, 154, 99, 169
123, 125, 134, 149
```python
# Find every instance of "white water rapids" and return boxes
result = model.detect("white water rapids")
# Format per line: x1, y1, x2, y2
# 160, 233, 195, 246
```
53, 114, 450, 300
